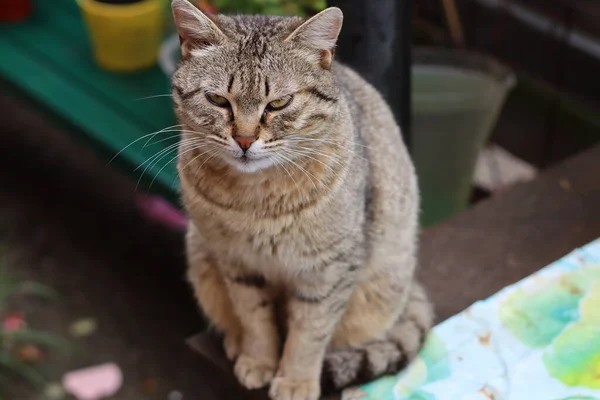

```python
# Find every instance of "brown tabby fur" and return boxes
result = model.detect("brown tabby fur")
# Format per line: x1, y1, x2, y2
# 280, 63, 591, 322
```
170, 1, 434, 399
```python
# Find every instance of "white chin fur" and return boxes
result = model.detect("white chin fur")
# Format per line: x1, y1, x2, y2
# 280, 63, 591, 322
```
224, 156, 274, 173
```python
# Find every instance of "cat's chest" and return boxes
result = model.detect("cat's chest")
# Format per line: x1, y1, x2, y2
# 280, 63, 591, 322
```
184, 178, 363, 272
190, 202, 346, 272
200, 213, 301, 262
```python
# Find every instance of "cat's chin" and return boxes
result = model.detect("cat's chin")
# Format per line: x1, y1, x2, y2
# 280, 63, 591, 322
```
224, 155, 274, 174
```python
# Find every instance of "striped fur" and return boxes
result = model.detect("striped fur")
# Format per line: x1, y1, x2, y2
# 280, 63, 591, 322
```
171, 2, 434, 400
321, 283, 433, 393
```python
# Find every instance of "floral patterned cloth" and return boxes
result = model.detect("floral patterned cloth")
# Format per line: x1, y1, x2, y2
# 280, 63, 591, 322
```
344, 238, 600, 400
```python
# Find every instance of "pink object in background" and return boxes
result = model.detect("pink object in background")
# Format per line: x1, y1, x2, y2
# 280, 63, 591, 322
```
136, 194, 187, 231
62, 363, 123, 400
2, 312, 26, 332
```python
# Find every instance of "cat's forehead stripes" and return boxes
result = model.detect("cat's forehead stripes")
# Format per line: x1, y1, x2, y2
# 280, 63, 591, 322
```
177, 13, 334, 105
230, 68, 268, 112
227, 75, 235, 93
218, 14, 303, 41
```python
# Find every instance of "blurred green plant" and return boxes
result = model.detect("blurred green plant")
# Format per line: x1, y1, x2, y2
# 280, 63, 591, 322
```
210, 0, 327, 16
161, 0, 326, 33
0, 249, 72, 389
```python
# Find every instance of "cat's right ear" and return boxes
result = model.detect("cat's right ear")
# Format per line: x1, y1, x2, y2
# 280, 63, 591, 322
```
285, 7, 343, 69
171, 0, 227, 59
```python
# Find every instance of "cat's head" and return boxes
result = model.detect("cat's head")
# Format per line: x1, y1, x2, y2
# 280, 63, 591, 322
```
171, 0, 344, 173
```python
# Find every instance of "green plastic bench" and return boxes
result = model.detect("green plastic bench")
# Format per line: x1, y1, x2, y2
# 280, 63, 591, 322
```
0, 0, 180, 202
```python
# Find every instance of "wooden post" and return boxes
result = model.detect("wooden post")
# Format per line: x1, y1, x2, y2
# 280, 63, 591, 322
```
392, 0, 413, 150
327, 0, 412, 150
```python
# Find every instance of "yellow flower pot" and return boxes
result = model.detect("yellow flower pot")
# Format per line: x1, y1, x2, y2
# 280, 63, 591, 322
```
78, 0, 164, 72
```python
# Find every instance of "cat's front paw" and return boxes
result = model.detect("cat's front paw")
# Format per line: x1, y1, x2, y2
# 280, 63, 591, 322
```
234, 354, 277, 390
269, 377, 320, 400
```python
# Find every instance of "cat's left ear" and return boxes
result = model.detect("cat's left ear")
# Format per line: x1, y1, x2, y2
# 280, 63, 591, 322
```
172, 0, 227, 59
285, 7, 343, 69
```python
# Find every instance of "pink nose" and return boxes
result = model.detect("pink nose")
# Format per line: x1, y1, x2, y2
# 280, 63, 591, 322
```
234, 136, 256, 151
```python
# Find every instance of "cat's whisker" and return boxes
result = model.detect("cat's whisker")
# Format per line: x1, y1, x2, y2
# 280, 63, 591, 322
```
286, 136, 376, 152
282, 139, 346, 154
170, 175, 181, 190
286, 136, 352, 144
143, 127, 217, 148
288, 146, 346, 168
133, 94, 173, 101
149, 132, 195, 146
179, 146, 219, 176
293, 143, 370, 164
283, 148, 341, 175
192, 148, 223, 181
281, 149, 345, 185
271, 153, 301, 193
144, 141, 211, 190
134, 144, 190, 190
151, 132, 226, 149
171, 146, 220, 189
142, 127, 188, 148
262, 142, 283, 149
135, 142, 181, 173
135, 139, 207, 188
146, 129, 219, 147
177, 126, 215, 136
283, 144, 347, 166
275, 152, 321, 191
143, 130, 204, 148
149, 144, 209, 190
108, 124, 185, 165
136, 138, 199, 172
206, 136, 230, 146
195, 148, 222, 175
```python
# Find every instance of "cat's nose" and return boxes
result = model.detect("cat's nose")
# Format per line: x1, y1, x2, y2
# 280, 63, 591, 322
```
233, 136, 256, 152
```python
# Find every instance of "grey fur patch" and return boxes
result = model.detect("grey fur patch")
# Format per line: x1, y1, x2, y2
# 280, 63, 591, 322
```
321, 348, 363, 392
294, 278, 354, 303
321, 284, 433, 393
305, 87, 338, 103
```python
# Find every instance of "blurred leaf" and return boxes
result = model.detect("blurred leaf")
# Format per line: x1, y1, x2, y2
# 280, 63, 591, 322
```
0, 250, 58, 305
0, 282, 16, 306
210, 0, 323, 15
0, 372, 11, 390
282, 3, 300, 15
16, 343, 44, 364
0, 354, 45, 386
0, 252, 14, 306
14, 281, 60, 301
263, 5, 285, 15
1, 330, 75, 354
310, 0, 327, 11
68, 318, 98, 338
44, 382, 66, 399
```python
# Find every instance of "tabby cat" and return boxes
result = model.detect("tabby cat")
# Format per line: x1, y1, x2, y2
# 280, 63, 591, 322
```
170, 1, 434, 399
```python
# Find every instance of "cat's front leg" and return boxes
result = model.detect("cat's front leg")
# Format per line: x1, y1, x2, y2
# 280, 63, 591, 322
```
270, 266, 357, 400
225, 272, 280, 390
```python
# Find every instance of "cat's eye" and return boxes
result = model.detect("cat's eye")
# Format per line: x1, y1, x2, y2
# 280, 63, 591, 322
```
266, 95, 294, 111
206, 93, 231, 108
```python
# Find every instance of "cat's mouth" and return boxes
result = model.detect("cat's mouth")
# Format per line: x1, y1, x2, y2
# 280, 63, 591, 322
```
227, 152, 273, 173
235, 152, 267, 162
